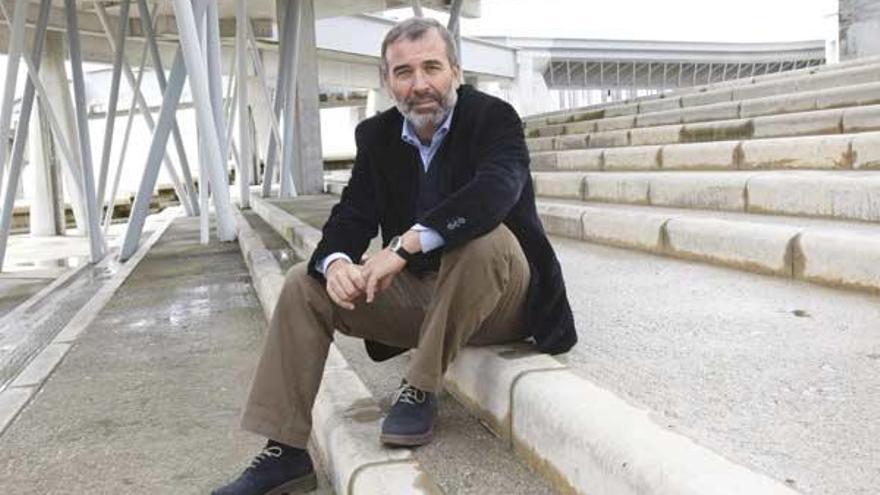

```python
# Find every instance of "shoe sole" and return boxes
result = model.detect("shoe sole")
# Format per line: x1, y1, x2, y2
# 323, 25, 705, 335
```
379, 428, 434, 447
266, 472, 318, 494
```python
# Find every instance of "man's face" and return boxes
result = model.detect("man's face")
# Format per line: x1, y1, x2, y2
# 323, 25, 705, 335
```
383, 28, 461, 132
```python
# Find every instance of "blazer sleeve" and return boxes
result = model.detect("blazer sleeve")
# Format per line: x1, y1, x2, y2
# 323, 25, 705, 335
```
416, 99, 529, 248
307, 122, 379, 281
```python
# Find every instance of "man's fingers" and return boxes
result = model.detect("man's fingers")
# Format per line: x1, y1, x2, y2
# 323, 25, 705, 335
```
327, 283, 355, 310
336, 271, 358, 300
365, 273, 378, 304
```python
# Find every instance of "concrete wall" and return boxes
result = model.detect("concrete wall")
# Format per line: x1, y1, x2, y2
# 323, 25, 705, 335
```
839, 0, 880, 60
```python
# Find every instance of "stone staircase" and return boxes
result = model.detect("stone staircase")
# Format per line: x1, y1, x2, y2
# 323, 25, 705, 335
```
520, 59, 880, 294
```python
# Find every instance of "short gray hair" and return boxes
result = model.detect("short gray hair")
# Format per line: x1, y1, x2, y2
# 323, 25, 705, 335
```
380, 17, 459, 77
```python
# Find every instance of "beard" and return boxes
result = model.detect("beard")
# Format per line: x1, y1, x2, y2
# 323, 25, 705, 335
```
395, 84, 458, 132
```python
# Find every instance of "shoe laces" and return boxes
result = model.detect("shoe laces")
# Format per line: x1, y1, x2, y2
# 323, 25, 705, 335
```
392, 382, 427, 405
248, 445, 283, 469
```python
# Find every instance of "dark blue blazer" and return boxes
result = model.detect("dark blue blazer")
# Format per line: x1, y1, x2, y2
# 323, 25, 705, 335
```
308, 85, 577, 357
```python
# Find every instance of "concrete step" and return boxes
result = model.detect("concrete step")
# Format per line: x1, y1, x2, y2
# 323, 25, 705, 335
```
536, 199, 880, 293
525, 61, 880, 130
527, 80, 880, 138
530, 130, 880, 172
527, 104, 880, 152
550, 235, 880, 495
248, 194, 806, 495
531, 170, 880, 223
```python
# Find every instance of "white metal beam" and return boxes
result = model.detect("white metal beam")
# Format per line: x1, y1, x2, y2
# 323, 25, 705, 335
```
65, 0, 106, 262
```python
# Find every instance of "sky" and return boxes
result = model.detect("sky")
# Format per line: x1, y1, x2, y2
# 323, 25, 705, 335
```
393, 0, 837, 43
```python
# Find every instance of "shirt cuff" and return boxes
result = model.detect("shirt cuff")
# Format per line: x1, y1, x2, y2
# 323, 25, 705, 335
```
318, 252, 353, 274
411, 223, 445, 253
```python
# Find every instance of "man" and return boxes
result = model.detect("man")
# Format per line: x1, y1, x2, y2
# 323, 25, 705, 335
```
214, 17, 576, 495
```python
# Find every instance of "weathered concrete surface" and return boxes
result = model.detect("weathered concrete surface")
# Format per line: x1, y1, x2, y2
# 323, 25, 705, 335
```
0, 217, 332, 494
554, 236, 880, 495
333, 334, 559, 495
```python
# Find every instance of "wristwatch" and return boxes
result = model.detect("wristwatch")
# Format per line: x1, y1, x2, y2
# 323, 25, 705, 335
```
388, 235, 417, 263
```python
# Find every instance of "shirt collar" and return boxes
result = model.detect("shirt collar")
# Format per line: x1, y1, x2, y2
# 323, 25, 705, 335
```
401, 107, 455, 147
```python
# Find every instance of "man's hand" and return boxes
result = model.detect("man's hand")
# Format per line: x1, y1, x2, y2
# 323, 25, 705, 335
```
362, 230, 421, 303
325, 259, 366, 310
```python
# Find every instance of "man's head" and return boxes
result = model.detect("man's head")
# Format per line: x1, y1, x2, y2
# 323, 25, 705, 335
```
380, 18, 462, 134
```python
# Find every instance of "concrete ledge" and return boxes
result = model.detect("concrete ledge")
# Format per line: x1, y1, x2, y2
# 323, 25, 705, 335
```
681, 88, 733, 107
555, 149, 603, 171
852, 132, 880, 169
251, 196, 322, 259
555, 134, 590, 150
525, 137, 555, 153
740, 134, 852, 170
649, 173, 749, 211
580, 206, 668, 252
746, 172, 880, 222
751, 108, 843, 139
679, 101, 740, 124
564, 119, 597, 134
638, 96, 681, 113
603, 145, 661, 171
738, 92, 816, 118
596, 115, 636, 132
843, 105, 880, 133
661, 140, 739, 170
796, 229, 880, 293
635, 108, 682, 127
680, 119, 753, 143
233, 206, 442, 495
444, 344, 565, 439
535, 200, 880, 292
665, 217, 798, 276
629, 124, 682, 146
532, 172, 585, 200
589, 129, 629, 148
536, 202, 584, 239
583, 173, 651, 204
512, 370, 797, 495
815, 81, 880, 110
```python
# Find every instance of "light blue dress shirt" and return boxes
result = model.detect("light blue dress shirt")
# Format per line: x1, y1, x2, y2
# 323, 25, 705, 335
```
319, 110, 454, 274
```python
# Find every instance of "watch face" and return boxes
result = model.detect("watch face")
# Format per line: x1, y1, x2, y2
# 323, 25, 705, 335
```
390, 236, 402, 251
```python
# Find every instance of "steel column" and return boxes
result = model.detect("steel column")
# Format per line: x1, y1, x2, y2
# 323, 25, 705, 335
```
0, 0, 29, 189
236, 0, 251, 207
261, 0, 295, 197
447, 0, 464, 58
94, 3, 193, 217
279, 0, 302, 198
247, 21, 284, 159
136, 0, 199, 216
95, 0, 131, 215
0, 0, 52, 271
105, 3, 161, 232
170, 0, 235, 239
65, 0, 106, 262
120, 0, 216, 260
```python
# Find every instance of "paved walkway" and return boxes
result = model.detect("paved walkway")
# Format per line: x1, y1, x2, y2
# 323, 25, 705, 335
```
0, 217, 330, 494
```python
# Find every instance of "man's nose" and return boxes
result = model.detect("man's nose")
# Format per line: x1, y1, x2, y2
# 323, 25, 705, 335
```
411, 70, 430, 91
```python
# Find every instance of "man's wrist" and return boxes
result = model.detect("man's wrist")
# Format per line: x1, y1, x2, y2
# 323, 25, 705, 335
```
402, 229, 421, 253
327, 257, 349, 273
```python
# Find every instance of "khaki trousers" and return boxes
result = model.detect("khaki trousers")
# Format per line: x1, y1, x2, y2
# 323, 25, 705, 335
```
241, 225, 530, 448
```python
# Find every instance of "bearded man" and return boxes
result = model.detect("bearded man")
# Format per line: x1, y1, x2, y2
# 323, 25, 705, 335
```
214, 17, 576, 495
